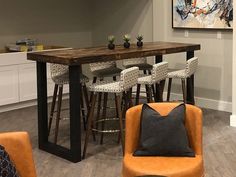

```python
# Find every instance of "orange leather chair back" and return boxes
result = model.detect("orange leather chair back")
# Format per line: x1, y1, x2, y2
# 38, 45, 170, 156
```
0, 132, 37, 177
125, 103, 203, 155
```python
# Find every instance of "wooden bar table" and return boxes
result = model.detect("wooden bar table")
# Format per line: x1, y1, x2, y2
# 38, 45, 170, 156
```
27, 41, 200, 162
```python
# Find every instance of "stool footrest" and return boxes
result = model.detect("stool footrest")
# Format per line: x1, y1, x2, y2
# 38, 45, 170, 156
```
95, 117, 120, 122
94, 117, 125, 123
94, 106, 116, 109
91, 117, 125, 133
91, 129, 121, 133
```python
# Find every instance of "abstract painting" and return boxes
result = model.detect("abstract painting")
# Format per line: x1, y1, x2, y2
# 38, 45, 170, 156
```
172, 0, 233, 29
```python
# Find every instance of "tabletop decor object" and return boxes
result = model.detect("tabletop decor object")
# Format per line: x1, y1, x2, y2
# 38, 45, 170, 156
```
172, 0, 233, 29
136, 34, 143, 48
107, 35, 115, 50
6, 38, 43, 52
123, 34, 131, 49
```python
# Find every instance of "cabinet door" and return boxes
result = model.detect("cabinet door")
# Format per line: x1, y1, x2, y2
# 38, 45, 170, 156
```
19, 63, 37, 101
19, 63, 68, 102
0, 65, 19, 106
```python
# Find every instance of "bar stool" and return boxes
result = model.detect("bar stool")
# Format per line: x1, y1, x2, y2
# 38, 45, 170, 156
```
83, 67, 139, 159
123, 57, 155, 100
89, 62, 122, 130
122, 57, 152, 74
89, 61, 122, 103
166, 57, 198, 103
90, 61, 122, 82
48, 64, 89, 144
135, 62, 168, 104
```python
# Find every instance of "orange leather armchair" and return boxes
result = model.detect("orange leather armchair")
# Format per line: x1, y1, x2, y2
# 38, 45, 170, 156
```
0, 132, 37, 177
122, 103, 204, 177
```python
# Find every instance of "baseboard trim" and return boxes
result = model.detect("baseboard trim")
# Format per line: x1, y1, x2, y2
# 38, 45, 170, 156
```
0, 92, 232, 113
163, 92, 232, 113
0, 100, 38, 113
139, 90, 232, 112
0, 94, 69, 113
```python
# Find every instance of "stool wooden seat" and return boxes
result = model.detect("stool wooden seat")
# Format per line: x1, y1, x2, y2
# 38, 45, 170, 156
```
123, 57, 152, 73
90, 61, 122, 81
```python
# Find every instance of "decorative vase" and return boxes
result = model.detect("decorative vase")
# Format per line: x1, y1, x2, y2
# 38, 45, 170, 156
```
108, 43, 115, 50
124, 42, 130, 49
137, 41, 143, 48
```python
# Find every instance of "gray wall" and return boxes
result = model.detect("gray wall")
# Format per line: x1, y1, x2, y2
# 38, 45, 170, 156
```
91, 0, 153, 69
0, 0, 92, 48
0, 0, 232, 105
154, 1, 232, 103
0, 0, 93, 77
91, 0, 153, 45
91, 0, 233, 105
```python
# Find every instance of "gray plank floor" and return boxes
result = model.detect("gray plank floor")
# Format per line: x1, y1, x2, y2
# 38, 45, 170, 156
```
0, 103, 236, 177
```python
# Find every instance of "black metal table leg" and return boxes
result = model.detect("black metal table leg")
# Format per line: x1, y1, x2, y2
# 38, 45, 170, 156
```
186, 51, 195, 105
69, 65, 82, 162
155, 55, 163, 64
36, 62, 82, 162
37, 62, 48, 147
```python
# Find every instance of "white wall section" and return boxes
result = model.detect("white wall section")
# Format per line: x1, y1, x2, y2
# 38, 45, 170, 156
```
230, 0, 236, 126
0, 0, 93, 48
153, 0, 233, 112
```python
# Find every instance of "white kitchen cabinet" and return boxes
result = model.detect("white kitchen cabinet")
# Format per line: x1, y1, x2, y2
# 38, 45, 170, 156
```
0, 47, 71, 108
0, 65, 19, 106
18, 63, 57, 102
18, 63, 37, 101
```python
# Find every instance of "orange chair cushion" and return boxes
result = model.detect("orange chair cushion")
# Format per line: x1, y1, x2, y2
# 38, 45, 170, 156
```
123, 154, 204, 177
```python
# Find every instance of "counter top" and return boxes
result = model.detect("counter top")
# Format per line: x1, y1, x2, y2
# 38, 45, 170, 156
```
27, 42, 200, 65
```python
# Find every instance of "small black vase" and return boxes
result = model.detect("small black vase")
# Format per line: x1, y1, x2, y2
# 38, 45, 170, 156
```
108, 43, 115, 50
137, 41, 143, 48
124, 42, 130, 49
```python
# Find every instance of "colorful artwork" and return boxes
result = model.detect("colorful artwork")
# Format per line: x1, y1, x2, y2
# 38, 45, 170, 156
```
172, 0, 233, 29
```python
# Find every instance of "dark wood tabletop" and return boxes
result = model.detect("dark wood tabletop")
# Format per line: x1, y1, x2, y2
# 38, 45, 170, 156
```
27, 41, 200, 65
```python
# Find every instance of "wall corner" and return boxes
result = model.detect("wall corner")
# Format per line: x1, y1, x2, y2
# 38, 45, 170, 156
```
230, 115, 236, 127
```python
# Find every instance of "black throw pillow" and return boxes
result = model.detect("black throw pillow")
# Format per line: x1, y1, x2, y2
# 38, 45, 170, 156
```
133, 103, 195, 157
0, 145, 19, 177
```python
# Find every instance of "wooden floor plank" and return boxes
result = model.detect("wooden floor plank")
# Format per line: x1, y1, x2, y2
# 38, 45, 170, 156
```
0, 103, 235, 177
